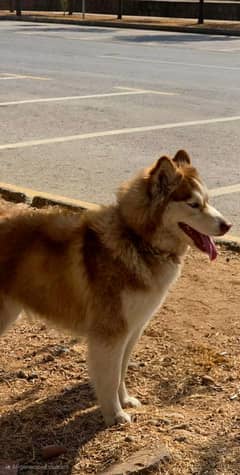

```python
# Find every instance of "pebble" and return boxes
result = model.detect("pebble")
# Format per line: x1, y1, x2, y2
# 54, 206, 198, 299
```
128, 362, 139, 370
175, 435, 187, 442
201, 375, 216, 385
230, 393, 239, 400
54, 346, 70, 356
27, 373, 38, 381
16, 370, 27, 379
165, 412, 185, 420
43, 354, 54, 362
125, 435, 134, 442
150, 418, 170, 426
41, 445, 67, 460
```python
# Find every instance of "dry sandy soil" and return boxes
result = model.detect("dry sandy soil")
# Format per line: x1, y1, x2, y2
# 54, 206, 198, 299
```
0, 247, 240, 475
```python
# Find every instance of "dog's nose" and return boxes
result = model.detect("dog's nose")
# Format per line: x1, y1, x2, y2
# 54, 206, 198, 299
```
220, 221, 232, 235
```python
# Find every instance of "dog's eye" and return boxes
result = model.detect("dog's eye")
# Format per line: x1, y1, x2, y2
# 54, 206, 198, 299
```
188, 202, 200, 209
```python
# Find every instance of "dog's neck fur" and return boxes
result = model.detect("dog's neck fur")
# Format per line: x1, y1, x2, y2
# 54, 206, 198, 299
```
85, 203, 188, 269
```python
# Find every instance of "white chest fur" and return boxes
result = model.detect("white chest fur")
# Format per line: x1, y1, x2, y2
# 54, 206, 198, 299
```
122, 260, 181, 330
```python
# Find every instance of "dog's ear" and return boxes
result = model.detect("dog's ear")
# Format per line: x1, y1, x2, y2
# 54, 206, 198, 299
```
148, 156, 181, 199
173, 149, 191, 167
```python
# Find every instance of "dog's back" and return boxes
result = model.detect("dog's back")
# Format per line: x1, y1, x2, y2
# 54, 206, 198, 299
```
0, 205, 90, 333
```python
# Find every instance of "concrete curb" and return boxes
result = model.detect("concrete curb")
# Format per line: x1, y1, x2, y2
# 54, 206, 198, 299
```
0, 182, 239, 253
0, 182, 98, 211
1, 14, 240, 36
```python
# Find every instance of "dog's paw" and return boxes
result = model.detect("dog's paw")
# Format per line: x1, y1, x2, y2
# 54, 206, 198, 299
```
121, 396, 142, 408
104, 410, 131, 426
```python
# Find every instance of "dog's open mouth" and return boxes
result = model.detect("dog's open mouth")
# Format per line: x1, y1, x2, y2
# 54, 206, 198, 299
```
179, 222, 217, 261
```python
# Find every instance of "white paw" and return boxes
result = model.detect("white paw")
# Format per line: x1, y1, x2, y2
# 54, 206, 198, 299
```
104, 410, 131, 426
121, 396, 142, 409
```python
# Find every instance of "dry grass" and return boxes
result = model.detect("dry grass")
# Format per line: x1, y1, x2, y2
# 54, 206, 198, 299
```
1, 247, 240, 474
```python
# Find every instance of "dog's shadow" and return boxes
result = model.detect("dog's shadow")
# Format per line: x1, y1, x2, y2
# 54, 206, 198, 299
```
0, 381, 104, 474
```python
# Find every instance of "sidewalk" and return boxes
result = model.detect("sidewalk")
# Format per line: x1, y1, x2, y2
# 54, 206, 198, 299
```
1, 10, 240, 36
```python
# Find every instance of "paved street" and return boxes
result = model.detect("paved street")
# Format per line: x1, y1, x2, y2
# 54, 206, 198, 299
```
0, 20, 240, 237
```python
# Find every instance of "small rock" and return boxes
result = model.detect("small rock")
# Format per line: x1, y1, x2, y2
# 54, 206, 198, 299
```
169, 423, 190, 431
201, 375, 216, 385
54, 346, 70, 356
100, 445, 171, 474
41, 445, 67, 460
230, 393, 239, 400
158, 417, 171, 425
175, 435, 187, 442
125, 435, 134, 442
43, 354, 54, 363
27, 373, 38, 381
76, 358, 86, 363
150, 419, 161, 426
16, 370, 27, 379
201, 375, 222, 390
128, 362, 139, 370
165, 412, 185, 420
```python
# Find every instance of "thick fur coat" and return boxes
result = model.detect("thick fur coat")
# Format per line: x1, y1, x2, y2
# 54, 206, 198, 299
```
0, 151, 231, 425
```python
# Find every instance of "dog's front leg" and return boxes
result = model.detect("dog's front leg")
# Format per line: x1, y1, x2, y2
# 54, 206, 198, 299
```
88, 335, 131, 426
119, 327, 143, 409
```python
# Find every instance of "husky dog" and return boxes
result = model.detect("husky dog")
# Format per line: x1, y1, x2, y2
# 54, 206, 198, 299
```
0, 150, 231, 425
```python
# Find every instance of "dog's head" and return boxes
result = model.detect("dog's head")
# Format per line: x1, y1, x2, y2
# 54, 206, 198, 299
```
118, 150, 231, 260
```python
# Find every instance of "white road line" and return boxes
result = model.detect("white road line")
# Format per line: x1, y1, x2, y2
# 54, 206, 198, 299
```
114, 86, 176, 95
0, 88, 175, 106
209, 183, 240, 197
100, 55, 240, 71
211, 47, 240, 53
16, 74, 51, 81
1, 115, 240, 151
0, 73, 51, 81
0, 73, 21, 77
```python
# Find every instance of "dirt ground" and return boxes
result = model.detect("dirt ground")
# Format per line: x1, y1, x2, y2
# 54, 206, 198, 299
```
0, 246, 240, 475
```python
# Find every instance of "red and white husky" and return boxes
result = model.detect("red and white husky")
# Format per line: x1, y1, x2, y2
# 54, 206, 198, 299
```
0, 150, 231, 425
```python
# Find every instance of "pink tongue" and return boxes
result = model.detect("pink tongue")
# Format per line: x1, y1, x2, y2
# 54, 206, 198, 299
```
179, 223, 217, 261
201, 235, 217, 261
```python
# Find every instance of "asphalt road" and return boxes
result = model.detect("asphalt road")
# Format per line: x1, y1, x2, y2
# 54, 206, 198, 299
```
0, 20, 240, 237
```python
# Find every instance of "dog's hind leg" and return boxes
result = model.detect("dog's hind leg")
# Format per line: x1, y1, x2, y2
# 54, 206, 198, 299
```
119, 327, 143, 409
0, 295, 21, 335
88, 335, 131, 426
